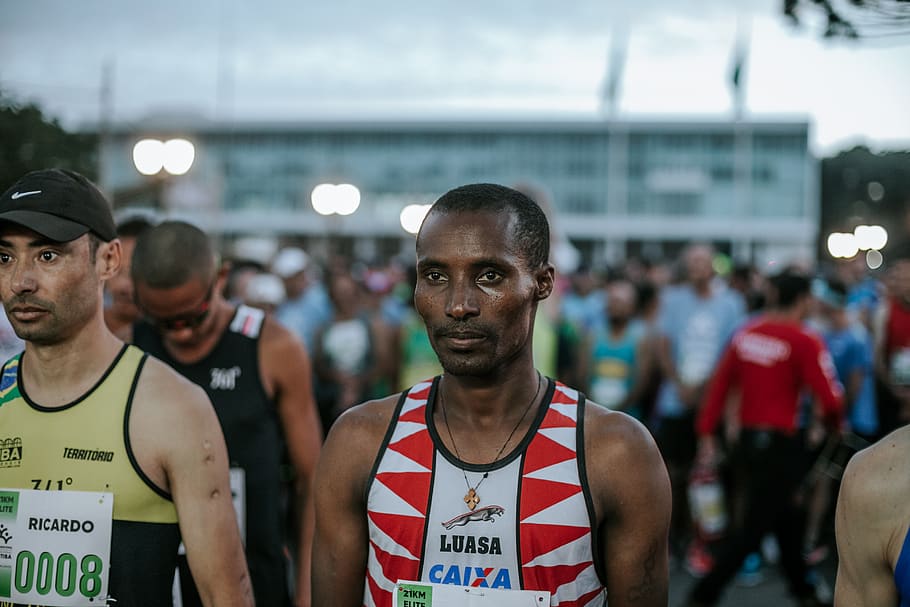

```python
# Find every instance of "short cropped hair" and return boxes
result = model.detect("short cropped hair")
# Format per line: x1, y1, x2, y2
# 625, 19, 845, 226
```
770, 269, 811, 309
131, 220, 216, 289
116, 215, 155, 239
423, 183, 550, 270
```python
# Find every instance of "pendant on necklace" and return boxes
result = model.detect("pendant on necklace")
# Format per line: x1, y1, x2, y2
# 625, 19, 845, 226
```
464, 488, 480, 510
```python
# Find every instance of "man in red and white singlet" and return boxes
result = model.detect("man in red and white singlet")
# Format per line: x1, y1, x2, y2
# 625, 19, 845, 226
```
312, 184, 671, 607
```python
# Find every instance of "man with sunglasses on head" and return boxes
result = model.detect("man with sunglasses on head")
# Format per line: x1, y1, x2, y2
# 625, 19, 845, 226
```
0, 169, 252, 606
129, 220, 322, 607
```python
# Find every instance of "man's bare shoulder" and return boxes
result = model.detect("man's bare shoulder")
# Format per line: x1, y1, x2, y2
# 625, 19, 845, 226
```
317, 393, 405, 496
134, 354, 213, 418
843, 427, 910, 510
582, 403, 670, 526
584, 404, 661, 463
328, 393, 402, 446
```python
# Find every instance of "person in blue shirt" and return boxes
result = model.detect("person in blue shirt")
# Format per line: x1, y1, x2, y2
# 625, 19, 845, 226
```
579, 278, 651, 421
653, 244, 745, 570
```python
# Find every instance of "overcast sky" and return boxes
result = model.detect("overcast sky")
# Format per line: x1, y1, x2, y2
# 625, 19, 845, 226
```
1, 0, 908, 155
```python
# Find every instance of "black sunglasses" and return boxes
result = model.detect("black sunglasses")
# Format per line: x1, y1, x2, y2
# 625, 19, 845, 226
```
140, 280, 215, 333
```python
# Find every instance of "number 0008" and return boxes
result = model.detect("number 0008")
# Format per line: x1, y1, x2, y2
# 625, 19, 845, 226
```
14, 550, 103, 598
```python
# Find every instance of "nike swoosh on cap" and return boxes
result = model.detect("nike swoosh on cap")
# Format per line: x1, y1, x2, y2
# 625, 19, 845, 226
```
10, 190, 42, 200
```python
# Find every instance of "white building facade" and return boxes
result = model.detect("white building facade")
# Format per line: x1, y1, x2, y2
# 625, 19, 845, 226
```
99, 118, 817, 268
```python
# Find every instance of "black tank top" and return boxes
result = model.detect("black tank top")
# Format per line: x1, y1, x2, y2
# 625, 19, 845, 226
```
133, 305, 290, 606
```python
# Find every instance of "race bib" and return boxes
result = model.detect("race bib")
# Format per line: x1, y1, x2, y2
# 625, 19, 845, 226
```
0, 489, 113, 606
396, 581, 549, 607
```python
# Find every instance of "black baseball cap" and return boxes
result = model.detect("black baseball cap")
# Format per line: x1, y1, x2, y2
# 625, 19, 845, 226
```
0, 169, 117, 242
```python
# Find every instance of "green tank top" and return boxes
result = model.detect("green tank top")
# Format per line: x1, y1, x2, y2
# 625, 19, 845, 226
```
0, 345, 180, 606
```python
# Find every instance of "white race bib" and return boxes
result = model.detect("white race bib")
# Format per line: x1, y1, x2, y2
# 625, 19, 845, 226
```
396, 581, 550, 607
0, 488, 113, 606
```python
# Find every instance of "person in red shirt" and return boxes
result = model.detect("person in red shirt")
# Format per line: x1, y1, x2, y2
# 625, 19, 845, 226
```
686, 268, 843, 607
874, 240, 910, 433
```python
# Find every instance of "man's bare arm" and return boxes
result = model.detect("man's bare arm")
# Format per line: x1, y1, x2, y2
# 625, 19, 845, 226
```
131, 358, 253, 606
312, 400, 392, 607
835, 429, 910, 606
261, 319, 324, 607
587, 407, 671, 607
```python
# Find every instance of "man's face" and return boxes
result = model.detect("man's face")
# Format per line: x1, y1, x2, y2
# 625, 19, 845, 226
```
106, 236, 139, 323
606, 281, 636, 323
134, 273, 220, 349
414, 209, 551, 377
686, 246, 715, 286
0, 226, 105, 345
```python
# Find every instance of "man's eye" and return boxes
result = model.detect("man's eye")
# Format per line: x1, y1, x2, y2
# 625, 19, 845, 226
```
426, 271, 443, 281
40, 251, 58, 262
0, 254, 10, 264
479, 270, 500, 281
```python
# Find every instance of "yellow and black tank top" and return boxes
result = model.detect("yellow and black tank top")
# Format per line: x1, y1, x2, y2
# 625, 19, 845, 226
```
0, 344, 180, 606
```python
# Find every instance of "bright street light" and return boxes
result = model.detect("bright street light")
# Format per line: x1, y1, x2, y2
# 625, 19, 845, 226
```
827, 232, 859, 259
132, 138, 195, 176
162, 138, 196, 175
311, 183, 361, 216
399, 204, 432, 235
853, 224, 888, 251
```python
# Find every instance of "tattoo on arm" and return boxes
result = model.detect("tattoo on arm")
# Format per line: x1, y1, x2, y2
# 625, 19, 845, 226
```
626, 542, 658, 602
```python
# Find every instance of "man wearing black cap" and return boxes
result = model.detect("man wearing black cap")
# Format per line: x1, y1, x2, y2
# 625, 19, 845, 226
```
0, 169, 252, 606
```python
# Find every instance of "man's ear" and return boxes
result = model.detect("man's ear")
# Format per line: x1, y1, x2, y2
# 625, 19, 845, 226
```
535, 264, 555, 301
214, 260, 232, 296
97, 238, 122, 282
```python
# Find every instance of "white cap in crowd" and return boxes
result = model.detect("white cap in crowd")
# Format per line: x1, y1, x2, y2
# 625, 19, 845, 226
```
244, 273, 287, 307
271, 247, 310, 278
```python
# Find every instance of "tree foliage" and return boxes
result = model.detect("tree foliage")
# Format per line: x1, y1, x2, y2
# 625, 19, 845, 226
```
783, 0, 910, 40
0, 90, 97, 190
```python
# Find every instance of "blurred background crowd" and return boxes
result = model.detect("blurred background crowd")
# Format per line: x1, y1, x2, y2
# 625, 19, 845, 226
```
2, 0, 909, 603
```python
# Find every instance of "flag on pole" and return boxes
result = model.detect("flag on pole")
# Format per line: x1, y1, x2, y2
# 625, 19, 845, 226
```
602, 29, 627, 117
729, 23, 750, 120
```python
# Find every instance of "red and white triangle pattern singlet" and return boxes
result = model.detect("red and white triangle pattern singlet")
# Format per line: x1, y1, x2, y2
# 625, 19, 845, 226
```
364, 377, 607, 607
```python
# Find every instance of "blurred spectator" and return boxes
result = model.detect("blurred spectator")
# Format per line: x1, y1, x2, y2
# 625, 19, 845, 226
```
104, 215, 154, 340
800, 276, 876, 566
0, 306, 23, 362
653, 243, 746, 572
686, 269, 843, 607
312, 270, 386, 433
813, 277, 878, 442
561, 264, 607, 335
729, 262, 767, 315
225, 259, 266, 304
578, 278, 651, 420
232, 235, 279, 270
391, 266, 442, 391
634, 279, 664, 427
244, 272, 287, 314
273, 246, 331, 351
836, 255, 881, 329
873, 240, 910, 433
